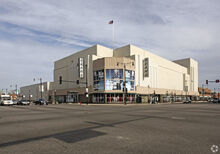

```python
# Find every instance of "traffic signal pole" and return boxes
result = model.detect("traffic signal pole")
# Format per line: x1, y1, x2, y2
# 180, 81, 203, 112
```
40, 78, 42, 99
86, 64, 88, 105
123, 64, 127, 105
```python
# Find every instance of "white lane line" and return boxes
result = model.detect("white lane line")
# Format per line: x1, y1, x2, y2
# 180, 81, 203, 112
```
171, 117, 185, 120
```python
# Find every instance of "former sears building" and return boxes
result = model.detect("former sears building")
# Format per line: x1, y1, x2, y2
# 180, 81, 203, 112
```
50, 44, 198, 103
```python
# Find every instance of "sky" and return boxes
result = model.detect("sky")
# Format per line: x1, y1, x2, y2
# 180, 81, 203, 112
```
0, 0, 220, 92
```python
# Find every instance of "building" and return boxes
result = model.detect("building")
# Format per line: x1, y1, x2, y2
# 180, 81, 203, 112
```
52, 44, 199, 103
20, 82, 52, 101
198, 87, 212, 100
8, 93, 18, 100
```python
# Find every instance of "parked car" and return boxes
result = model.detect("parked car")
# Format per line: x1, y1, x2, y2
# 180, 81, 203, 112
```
0, 95, 14, 106
212, 98, 220, 103
208, 99, 214, 102
17, 100, 30, 105
34, 99, 48, 105
13, 100, 18, 105
183, 99, 191, 104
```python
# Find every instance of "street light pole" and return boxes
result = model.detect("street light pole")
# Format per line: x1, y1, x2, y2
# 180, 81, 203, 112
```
117, 62, 133, 105
29, 90, 30, 102
85, 64, 88, 105
40, 78, 42, 99
123, 64, 127, 105
54, 90, 56, 104
33, 78, 43, 100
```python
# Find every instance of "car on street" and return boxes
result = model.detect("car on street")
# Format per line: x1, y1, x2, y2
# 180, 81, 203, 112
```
34, 99, 48, 105
17, 100, 30, 105
212, 98, 220, 103
13, 100, 18, 105
183, 99, 191, 104
0, 95, 14, 106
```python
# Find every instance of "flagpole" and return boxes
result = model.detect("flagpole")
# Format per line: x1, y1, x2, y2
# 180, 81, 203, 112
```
113, 22, 114, 48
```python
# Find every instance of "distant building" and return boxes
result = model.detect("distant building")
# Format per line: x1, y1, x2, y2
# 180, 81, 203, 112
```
8, 93, 18, 100
198, 87, 212, 100
20, 82, 52, 101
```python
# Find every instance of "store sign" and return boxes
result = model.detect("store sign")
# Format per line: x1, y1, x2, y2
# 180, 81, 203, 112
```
78, 58, 84, 78
143, 58, 149, 78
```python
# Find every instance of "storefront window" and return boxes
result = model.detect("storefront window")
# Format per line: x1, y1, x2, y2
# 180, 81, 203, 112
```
93, 70, 104, 91
66, 92, 78, 103
106, 80, 123, 90
106, 69, 123, 79
106, 69, 123, 90
107, 93, 123, 103
125, 70, 135, 80
94, 80, 104, 91
93, 93, 105, 103
126, 94, 136, 102
125, 70, 135, 91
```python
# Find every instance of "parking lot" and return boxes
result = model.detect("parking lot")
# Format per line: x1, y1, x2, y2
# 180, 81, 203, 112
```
0, 103, 220, 154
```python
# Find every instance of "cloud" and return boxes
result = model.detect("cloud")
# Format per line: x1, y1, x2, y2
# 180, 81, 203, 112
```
0, 0, 219, 91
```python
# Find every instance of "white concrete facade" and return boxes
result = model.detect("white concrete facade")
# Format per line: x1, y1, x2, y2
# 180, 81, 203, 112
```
114, 45, 198, 95
20, 44, 198, 103
53, 44, 198, 98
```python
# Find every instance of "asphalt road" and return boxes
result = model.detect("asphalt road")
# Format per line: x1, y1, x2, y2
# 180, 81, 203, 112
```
0, 103, 219, 154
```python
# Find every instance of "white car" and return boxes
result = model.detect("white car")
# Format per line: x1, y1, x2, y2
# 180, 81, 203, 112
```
0, 95, 14, 106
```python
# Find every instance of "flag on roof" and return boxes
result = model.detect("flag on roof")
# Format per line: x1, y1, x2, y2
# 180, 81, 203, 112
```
108, 20, 113, 24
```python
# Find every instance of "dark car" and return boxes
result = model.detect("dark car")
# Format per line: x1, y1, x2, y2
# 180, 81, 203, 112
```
212, 98, 220, 103
17, 100, 30, 105
34, 99, 48, 105
183, 99, 191, 104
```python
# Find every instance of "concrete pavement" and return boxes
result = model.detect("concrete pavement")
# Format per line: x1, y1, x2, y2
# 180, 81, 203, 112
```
0, 103, 219, 154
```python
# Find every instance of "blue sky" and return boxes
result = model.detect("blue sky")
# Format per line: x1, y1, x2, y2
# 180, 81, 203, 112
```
0, 0, 220, 92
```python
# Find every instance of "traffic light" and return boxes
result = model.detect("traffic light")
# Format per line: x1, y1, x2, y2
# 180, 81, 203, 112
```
206, 80, 208, 84
76, 80, 79, 84
216, 79, 219, 83
59, 76, 62, 84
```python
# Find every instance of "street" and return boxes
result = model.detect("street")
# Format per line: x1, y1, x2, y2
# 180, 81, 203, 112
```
0, 103, 219, 154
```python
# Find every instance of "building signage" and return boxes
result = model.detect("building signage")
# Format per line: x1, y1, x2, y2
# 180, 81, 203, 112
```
78, 58, 84, 78
143, 58, 149, 78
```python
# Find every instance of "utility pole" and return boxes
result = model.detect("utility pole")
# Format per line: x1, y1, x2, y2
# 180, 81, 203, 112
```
54, 90, 56, 104
29, 90, 30, 102
85, 64, 88, 105
15, 84, 18, 95
40, 78, 42, 99
202, 84, 205, 101
123, 64, 127, 105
